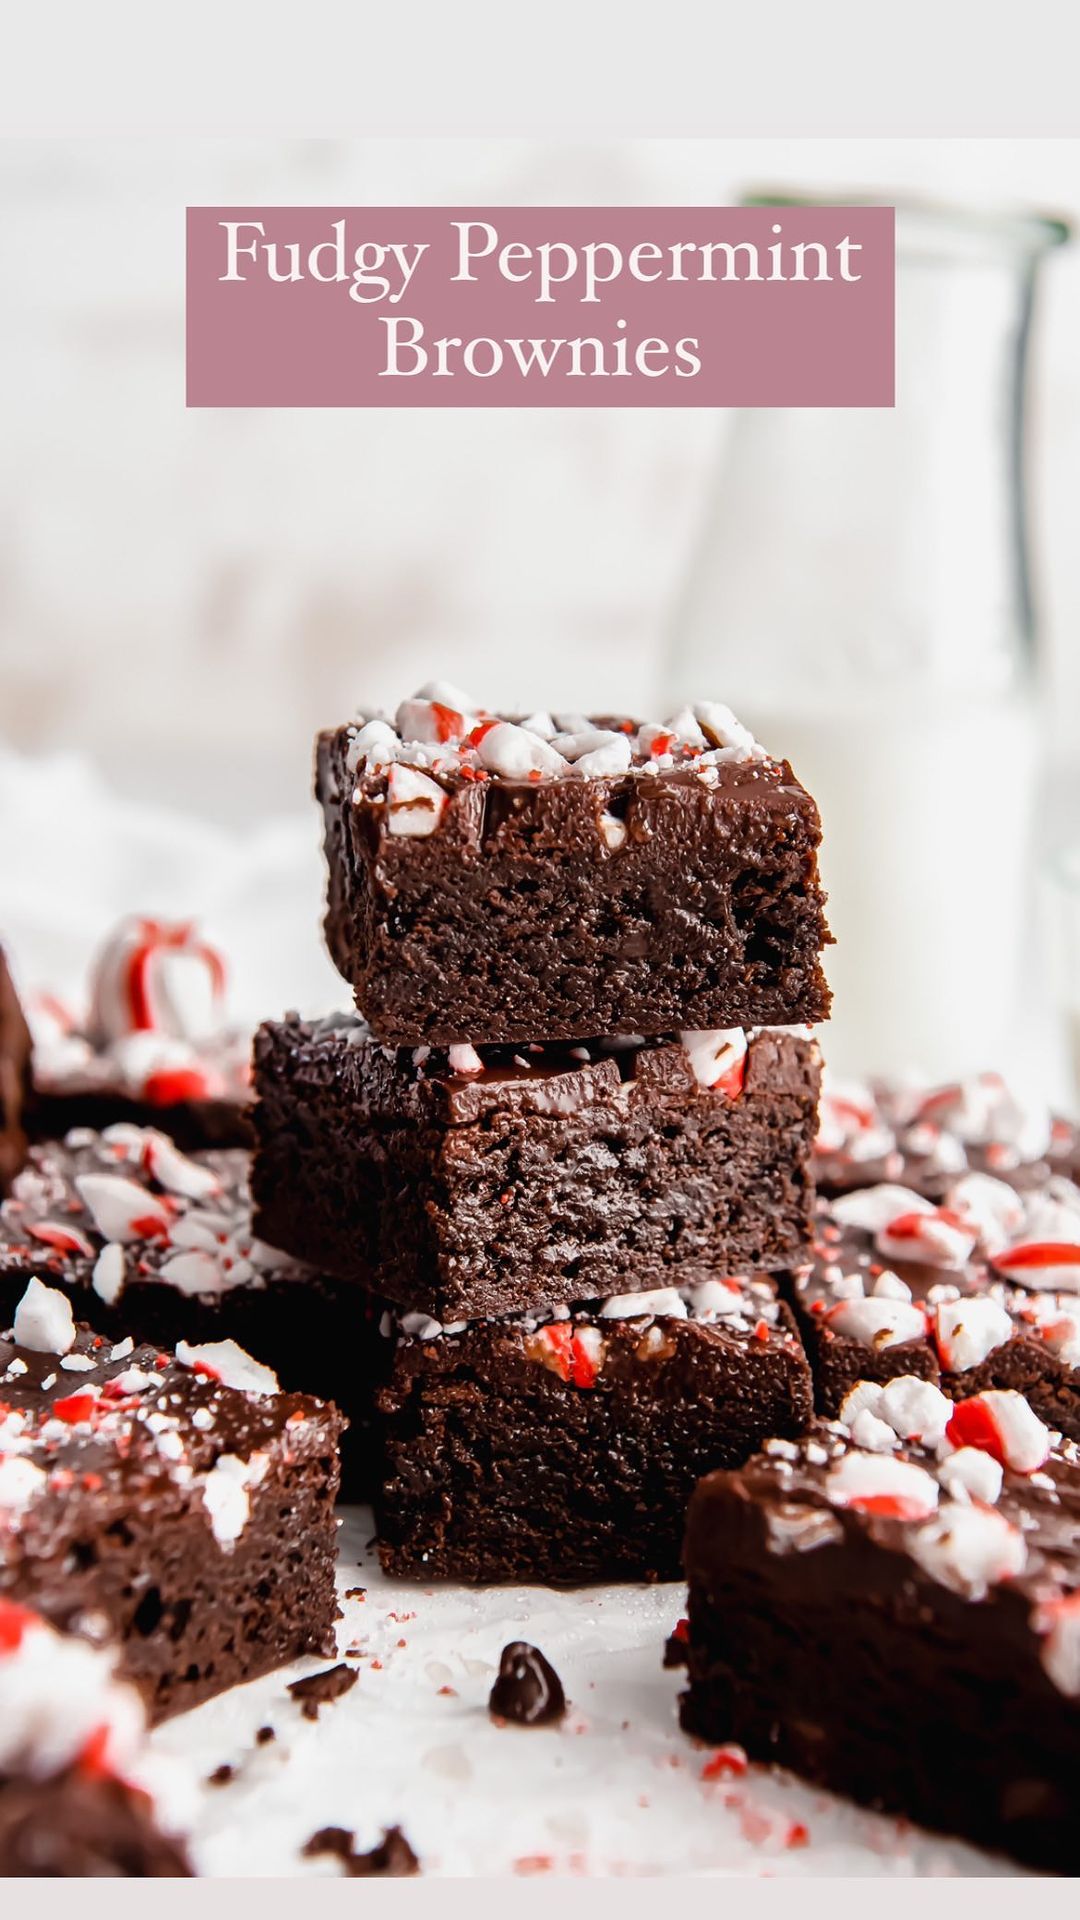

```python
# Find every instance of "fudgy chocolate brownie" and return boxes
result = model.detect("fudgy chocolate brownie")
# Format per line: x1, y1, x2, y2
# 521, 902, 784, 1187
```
0, 1125, 381, 1486
678, 1378, 1080, 1873
376, 1275, 813, 1584
253, 1015, 821, 1320
0, 1599, 192, 1875
25, 916, 252, 1151
317, 687, 832, 1044
814, 1070, 1079, 1199
788, 1170, 1080, 1437
0, 1281, 343, 1720
0, 946, 32, 1193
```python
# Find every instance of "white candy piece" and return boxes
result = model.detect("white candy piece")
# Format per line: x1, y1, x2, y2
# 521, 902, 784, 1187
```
157, 1251, 235, 1297
12, 1278, 77, 1356
174, 1339, 279, 1397
877, 1375, 954, 1446
871, 1270, 912, 1301
413, 678, 479, 713
198, 1452, 268, 1549
909, 1501, 1026, 1599
825, 1295, 927, 1349
938, 1446, 1004, 1505
477, 722, 568, 779
838, 1380, 885, 1426
385, 763, 448, 838
831, 1184, 933, 1236
1031, 1298, 1080, 1369
346, 717, 400, 772
519, 710, 557, 740
599, 1287, 688, 1321
572, 734, 633, 777
447, 1043, 484, 1076
934, 1296, 1013, 1372
0, 1455, 48, 1516
598, 811, 627, 850
678, 1029, 747, 1092
74, 1173, 170, 1245
552, 728, 626, 762
692, 701, 761, 760
825, 1450, 939, 1519
848, 1409, 899, 1452
1035, 1593, 1080, 1698
92, 1242, 126, 1307
661, 706, 708, 749
683, 1279, 746, 1321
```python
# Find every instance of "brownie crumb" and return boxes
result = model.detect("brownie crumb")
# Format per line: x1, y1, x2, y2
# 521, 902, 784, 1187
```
288, 1663, 359, 1720
207, 1763, 236, 1787
663, 1619, 690, 1670
303, 1824, 420, 1877
255, 1725, 276, 1746
489, 1642, 567, 1726
344, 1586, 367, 1601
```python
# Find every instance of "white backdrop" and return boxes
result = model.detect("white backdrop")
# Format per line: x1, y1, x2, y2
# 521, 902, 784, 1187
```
1, 137, 1078, 824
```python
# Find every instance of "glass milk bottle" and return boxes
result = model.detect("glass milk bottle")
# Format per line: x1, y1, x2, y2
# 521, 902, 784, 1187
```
667, 197, 1068, 1081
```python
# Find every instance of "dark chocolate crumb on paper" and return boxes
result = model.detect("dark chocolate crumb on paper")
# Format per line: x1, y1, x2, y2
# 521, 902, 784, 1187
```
288, 1662, 359, 1721
302, 1824, 420, 1876
488, 1641, 567, 1726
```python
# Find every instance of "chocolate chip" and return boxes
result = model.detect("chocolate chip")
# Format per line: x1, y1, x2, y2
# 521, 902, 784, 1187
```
255, 1725, 276, 1745
207, 1763, 235, 1786
288, 1662, 358, 1720
302, 1825, 420, 1876
488, 1641, 566, 1726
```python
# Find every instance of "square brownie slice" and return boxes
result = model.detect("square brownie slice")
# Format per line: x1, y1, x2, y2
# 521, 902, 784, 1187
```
0, 1280, 343, 1721
252, 1016, 821, 1321
787, 1169, 1080, 1439
375, 1274, 812, 1584
317, 690, 831, 1045
678, 1378, 1080, 1873
0, 1125, 381, 1489
0, 947, 32, 1194
0, 1599, 192, 1876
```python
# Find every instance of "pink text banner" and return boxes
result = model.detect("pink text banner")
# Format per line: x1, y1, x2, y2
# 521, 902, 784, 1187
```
186, 205, 894, 408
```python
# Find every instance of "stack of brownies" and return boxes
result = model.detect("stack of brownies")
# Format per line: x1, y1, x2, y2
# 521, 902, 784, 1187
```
250, 683, 833, 1580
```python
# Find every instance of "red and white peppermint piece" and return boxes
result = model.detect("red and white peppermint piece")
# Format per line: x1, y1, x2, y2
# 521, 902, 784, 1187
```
395, 697, 476, 746
945, 1389, 1052, 1474
910, 1500, 1026, 1599
1034, 1591, 1080, 1697
876, 1206, 976, 1270
1029, 1297, 1080, 1369
937, 1446, 1004, 1505
88, 916, 226, 1047
934, 1296, 1013, 1373
138, 1131, 220, 1201
74, 1173, 171, 1245
476, 722, 569, 779
830, 1185, 933, 1236
385, 764, 449, 838
12, 1278, 76, 1356
26, 1221, 97, 1260
946, 1172, 1025, 1251
825, 1295, 928, 1350
679, 1029, 748, 1097
825, 1450, 939, 1521
525, 1322, 605, 1389
174, 1339, 279, 1397
989, 1241, 1080, 1294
